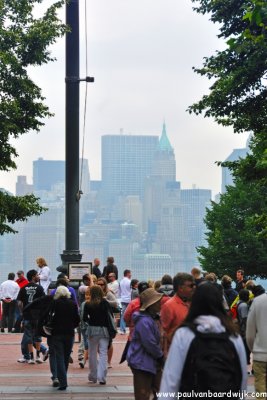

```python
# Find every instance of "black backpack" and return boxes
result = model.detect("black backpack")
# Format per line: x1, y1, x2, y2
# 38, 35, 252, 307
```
180, 326, 242, 395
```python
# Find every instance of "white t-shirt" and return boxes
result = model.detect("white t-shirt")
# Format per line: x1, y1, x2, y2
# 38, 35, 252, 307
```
119, 277, 131, 303
108, 280, 120, 299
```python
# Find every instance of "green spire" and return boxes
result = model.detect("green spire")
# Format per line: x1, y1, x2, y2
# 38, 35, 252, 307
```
159, 121, 173, 151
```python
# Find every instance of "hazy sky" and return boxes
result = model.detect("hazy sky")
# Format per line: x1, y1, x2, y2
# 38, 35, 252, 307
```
0, 0, 248, 197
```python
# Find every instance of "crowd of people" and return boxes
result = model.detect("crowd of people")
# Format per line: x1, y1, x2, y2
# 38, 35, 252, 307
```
0, 258, 266, 399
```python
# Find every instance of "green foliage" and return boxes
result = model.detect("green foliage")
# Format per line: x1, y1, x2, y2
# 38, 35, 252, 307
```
0, 191, 47, 234
190, 0, 267, 277
198, 180, 267, 279
0, 0, 66, 234
189, 0, 267, 134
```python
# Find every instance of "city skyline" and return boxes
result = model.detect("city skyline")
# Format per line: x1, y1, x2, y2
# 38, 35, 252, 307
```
0, 0, 249, 197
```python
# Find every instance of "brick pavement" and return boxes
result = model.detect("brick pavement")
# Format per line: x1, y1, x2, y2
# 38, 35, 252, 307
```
0, 332, 134, 399
0, 332, 256, 400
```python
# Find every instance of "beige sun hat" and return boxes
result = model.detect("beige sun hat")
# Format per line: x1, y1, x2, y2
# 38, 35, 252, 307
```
139, 288, 163, 311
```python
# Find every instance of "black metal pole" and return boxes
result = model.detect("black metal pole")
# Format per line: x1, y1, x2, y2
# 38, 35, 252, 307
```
60, 0, 82, 272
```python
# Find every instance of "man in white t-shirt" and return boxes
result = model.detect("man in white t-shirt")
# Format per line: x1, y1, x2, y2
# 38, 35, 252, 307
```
119, 269, 132, 334
107, 273, 120, 299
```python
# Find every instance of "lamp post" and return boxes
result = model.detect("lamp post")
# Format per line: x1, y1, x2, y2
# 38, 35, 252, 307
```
60, 0, 82, 273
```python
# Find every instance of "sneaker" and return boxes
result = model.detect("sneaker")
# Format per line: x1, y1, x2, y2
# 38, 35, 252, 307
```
42, 350, 49, 362
52, 378, 60, 387
17, 357, 28, 363
36, 357, 43, 364
27, 359, 35, 364
79, 360, 85, 369
99, 381, 106, 385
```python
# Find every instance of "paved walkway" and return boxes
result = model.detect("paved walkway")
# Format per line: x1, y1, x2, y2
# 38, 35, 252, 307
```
0, 332, 256, 400
0, 332, 134, 399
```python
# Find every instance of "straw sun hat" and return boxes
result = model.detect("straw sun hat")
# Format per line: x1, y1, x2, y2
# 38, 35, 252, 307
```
139, 288, 163, 311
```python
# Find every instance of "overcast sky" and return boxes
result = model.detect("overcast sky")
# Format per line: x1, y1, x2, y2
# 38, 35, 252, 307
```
0, 0, 248, 197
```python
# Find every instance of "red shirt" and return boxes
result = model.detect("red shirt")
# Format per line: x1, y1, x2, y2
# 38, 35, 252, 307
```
161, 295, 190, 347
16, 277, 29, 289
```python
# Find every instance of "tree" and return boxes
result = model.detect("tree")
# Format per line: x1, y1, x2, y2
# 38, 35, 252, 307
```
198, 178, 267, 279
189, 0, 267, 278
0, 0, 66, 234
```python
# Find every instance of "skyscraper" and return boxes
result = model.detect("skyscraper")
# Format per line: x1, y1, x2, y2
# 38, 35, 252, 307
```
101, 134, 158, 204
33, 158, 65, 191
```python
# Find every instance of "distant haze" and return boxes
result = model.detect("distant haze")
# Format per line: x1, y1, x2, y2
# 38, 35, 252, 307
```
0, 0, 248, 197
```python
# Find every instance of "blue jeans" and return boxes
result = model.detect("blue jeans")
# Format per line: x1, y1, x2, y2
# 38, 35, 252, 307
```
21, 322, 47, 360
120, 302, 129, 333
51, 334, 74, 388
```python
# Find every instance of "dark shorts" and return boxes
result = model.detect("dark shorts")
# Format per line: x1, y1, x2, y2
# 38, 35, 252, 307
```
23, 320, 42, 344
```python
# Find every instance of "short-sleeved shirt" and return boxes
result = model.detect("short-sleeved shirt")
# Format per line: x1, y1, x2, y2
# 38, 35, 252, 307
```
17, 283, 44, 319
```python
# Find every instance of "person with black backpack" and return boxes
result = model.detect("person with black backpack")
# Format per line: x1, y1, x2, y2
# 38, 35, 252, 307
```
160, 282, 247, 399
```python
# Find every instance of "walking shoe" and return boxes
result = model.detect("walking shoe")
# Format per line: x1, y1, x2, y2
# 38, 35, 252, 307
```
17, 357, 28, 363
36, 357, 43, 364
52, 378, 60, 387
58, 386, 67, 391
27, 359, 35, 364
79, 360, 85, 368
42, 350, 49, 362
99, 381, 106, 385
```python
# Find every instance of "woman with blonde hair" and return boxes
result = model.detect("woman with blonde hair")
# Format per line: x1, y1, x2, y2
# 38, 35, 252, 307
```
83, 285, 113, 384
36, 257, 51, 294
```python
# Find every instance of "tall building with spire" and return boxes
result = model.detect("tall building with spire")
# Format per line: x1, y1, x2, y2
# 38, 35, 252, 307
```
143, 122, 176, 232
151, 121, 176, 180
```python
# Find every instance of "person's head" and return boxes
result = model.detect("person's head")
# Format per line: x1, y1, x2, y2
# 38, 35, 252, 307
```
245, 280, 255, 291
221, 275, 233, 289
183, 282, 237, 335
154, 280, 162, 292
107, 272, 116, 282
107, 256, 114, 265
94, 258, 100, 266
204, 272, 217, 283
57, 273, 69, 283
36, 257, 47, 268
88, 285, 104, 305
26, 269, 38, 283
17, 270, 25, 278
82, 273, 91, 286
236, 269, 244, 282
124, 269, 131, 279
91, 274, 97, 284
140, 288, 163, 317
8, 272, 15, 281
96, 277, 108, 295
161, 274, 173, 285
138, 281, 150, 295
55, 278, 68, 288
191, 267, 202, 279
173, 272, 196, 301
147, 279, 154, 288
131, 279, 139, 289
239, 289, 250, 303
252, 285, 265, 297
54, 285, 71, 300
